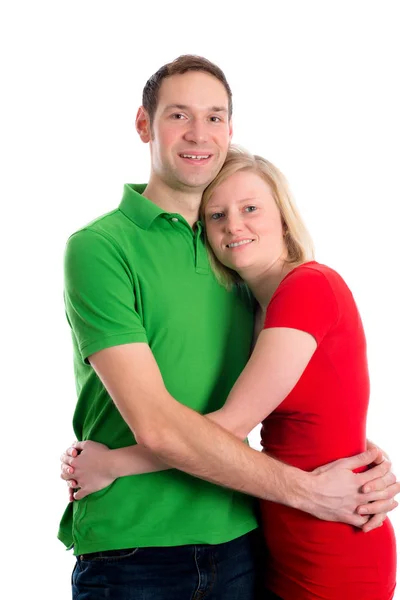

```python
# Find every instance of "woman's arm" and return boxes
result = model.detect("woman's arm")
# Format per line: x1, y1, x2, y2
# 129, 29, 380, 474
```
207, 327, 316, 437
61, 327, 316, 494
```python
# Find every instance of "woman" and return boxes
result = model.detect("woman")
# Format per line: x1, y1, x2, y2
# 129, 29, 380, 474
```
61, 147, 397, 599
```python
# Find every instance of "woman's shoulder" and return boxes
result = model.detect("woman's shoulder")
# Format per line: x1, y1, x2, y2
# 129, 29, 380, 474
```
283, 261, 348, 290
279, 261, 356, 316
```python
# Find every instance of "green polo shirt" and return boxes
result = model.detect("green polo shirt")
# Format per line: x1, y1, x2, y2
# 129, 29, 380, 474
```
58, 184, 258, 555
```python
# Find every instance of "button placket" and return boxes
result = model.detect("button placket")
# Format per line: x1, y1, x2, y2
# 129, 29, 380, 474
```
194, 225, 209, 275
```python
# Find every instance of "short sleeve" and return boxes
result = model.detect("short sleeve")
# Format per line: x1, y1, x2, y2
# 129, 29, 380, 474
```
264, 266, 339, 344
64, 229, 148, 363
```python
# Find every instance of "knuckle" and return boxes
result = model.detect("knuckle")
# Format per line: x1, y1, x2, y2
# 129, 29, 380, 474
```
388, 473, 396, 485
364, 492, 375, 504
357, 516, 368, 527
378, 463, 387, 475
369, 481, 379, 492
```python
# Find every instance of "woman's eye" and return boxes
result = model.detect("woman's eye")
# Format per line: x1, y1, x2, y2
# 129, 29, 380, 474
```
244, 206, 257, 213
210, 212, 224, 220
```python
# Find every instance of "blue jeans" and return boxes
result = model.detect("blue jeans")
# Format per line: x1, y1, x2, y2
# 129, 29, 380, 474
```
72, 531, 263, 599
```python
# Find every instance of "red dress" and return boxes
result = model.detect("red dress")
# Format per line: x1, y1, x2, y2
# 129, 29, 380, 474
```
260, 262, 396, 600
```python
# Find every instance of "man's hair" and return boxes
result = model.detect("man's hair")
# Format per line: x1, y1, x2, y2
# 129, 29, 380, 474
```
201, 146, 315, 289
142, 55, 232, 126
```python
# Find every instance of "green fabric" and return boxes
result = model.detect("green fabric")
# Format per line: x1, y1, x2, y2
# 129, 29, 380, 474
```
58, 184, 258, 555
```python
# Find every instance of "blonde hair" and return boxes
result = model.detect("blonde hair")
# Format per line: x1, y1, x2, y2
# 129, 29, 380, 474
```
201, 145, 315, 289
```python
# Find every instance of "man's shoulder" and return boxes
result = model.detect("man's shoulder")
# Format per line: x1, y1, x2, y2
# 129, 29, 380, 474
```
67, 205, 136, 254
69, 207, 122, 239
64, 209, 132, 278
81, 207, 121, 231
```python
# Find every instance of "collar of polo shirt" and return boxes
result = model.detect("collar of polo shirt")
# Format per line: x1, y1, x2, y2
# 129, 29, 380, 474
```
119, 184, 166, 230
119, 184, 204, 232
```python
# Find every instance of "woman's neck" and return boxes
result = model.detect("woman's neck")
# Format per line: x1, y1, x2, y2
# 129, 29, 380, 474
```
244, 256, 298, 311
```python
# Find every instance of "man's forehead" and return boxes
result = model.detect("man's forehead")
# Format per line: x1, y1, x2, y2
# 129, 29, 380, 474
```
157, 72, 230, 110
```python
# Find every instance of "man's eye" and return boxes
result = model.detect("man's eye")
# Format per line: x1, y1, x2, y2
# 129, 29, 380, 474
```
171, 113, 185, 120
244, 206, 257, 213
210, 116, 221, 123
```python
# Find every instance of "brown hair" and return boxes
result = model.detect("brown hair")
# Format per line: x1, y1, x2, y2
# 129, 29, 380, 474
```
201, 146, 315, 289
142, 55, 232, 126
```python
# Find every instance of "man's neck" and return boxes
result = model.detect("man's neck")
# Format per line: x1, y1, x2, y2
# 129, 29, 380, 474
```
142, 176, 203, 228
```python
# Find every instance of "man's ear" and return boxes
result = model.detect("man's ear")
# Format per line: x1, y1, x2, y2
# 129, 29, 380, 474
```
136, 106, 151, 143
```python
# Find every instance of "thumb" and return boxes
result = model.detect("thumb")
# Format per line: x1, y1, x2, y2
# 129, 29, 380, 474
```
73, 487, 87, 501
342, 447, 380, 471
72, 440, 86, 452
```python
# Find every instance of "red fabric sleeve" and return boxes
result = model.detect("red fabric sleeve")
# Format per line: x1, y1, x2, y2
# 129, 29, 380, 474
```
264, 266, 339, 345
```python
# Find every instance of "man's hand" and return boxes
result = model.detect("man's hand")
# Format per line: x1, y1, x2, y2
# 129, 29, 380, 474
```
356, 440, 399, 532
60, 440, 115, 500
305, 447, 399, 530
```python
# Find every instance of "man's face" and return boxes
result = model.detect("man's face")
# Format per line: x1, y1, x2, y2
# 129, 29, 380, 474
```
146, 71, 232, 192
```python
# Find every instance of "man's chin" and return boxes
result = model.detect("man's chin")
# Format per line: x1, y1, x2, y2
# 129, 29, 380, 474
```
176, 174, 216, 191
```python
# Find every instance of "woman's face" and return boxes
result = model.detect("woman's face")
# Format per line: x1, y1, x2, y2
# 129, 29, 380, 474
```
204, 170, 287, 276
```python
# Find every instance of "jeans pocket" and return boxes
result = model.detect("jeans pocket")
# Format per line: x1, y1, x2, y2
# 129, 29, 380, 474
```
79, 547, 139, 563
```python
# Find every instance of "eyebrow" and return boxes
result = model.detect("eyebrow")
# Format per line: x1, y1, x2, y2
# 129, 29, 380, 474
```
207, 197, 259, 210
164, 104, 228, 113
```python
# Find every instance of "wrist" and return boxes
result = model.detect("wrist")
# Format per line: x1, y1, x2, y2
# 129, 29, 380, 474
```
289, 469, 316, 513
106, 449, 121, 480
273, 462, 313, 511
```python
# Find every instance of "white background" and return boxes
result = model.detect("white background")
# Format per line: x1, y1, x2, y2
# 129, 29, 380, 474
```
1, 1, 399, 597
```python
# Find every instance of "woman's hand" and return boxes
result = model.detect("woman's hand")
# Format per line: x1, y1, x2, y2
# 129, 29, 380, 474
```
60, 440, 115, 500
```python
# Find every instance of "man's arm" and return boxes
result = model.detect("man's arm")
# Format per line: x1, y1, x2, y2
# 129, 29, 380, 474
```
76, 340, 393, 526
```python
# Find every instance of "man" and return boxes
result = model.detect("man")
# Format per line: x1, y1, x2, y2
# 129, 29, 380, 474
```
59, 55, 398, 599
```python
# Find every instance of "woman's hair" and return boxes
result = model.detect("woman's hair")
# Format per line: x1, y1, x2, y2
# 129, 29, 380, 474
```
201, 145, 315, 289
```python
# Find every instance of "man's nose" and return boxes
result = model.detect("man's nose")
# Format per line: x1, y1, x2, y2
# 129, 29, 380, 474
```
183, 119, 209, 144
